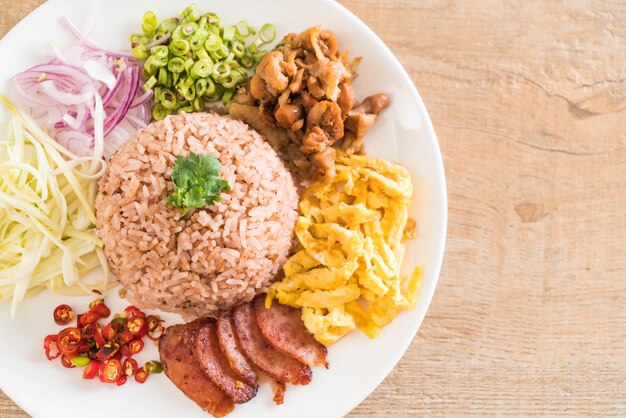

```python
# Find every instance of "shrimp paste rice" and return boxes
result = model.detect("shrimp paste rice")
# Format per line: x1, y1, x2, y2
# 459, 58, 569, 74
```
95, 112, 299, 319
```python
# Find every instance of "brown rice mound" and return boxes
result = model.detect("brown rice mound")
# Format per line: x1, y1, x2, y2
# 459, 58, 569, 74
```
95, 112, 299, 319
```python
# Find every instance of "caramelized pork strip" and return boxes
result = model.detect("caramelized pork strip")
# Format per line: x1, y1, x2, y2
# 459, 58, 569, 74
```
232, 302, 313, 385
192, 319, 258, 404
216, 313, 258, 387
159, 325, 234, 417
254, 296, 328, 368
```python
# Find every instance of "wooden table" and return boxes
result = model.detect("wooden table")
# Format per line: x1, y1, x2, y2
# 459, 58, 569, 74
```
3, 0, 626, 416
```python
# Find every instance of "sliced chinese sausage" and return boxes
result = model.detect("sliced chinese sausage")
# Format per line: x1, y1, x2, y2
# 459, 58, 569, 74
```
254, 295, 328, 368
192, 319, 257, 404
159, 324, 234, 418
232, 302, 312, 385
216, 313, 258, 387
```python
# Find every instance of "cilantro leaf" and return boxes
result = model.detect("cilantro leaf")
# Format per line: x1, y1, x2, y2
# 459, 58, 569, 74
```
166, 153, 231, 215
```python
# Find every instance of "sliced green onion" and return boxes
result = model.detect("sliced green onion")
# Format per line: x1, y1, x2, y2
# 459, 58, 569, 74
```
182, 22, 198, 37
151, 45, 169, 59
195, 79, 208, 97
222, 26, 236, 42
204, 32, 222, 52
247, 37, 265, 53
152, 103, 170, 121
192, 97, 204, 111
216, 44, 230, 58
142, 11, 158, 37
158, 17, 179, 34
240, 54, 254, 68
231, 41, 245, 58
168, 57, 186, 73
189, 28, 208, 50
132, 44, 148, 60
181, 4, 200, 23
130, 34, 150, 47
212, 62, 231, 80
259, 23, 276, 43
177, 104, 194, 114
170, 39, 190, 56
159, 89, 178, 110
143, 76, 157, 92
205, 12, 220, 25
236, 20, 252, 37
222, 88, 235, 105
204, 78, 216, 97
158, 68, 169, 86
195, 48, 210, 60
191, 59, 213, 79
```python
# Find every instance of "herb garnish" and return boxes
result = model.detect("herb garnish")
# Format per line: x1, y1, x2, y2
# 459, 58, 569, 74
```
166, 153, 230, 215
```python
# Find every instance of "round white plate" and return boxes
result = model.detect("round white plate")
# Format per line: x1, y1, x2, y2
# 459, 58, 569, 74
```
0, 0, 447, 417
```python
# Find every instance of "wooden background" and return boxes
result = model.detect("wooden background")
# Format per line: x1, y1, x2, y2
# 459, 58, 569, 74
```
3, 0, 626, 416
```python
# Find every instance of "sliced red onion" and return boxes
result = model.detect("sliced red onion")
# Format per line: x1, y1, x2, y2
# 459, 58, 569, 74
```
10, 23, 152, 159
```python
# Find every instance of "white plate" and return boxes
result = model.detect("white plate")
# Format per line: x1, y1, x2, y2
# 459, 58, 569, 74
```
0, 0, 447, 417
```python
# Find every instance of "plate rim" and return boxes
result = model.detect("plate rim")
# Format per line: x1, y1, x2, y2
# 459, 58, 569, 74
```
0, 0, 448, 416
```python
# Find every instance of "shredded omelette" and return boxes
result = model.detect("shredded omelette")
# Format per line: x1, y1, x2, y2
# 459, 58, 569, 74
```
267, 152, 421, 346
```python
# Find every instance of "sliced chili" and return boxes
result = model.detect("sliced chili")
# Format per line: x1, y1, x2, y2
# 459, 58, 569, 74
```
145, 360, 163, 374
57, 327, 81, 357
123, 358, 138, 377
148, 324, 165, 341
89, 299, 104, 309
78, 310, 99, 328
83, 360, 101, 379
110, 317, 127, 333
95, 342, 120, 362
117, 331, 134, 344
125, 316, 148, 338
116, 375, 128, 386
44, 334, 60, 361
61, 354, 75, 369
99, 359, 122, 383
53, 304, 74, 325
101, 323, 117, 342
146, 315, 162, 332
127, 339, 144, 355
135, 367, 149, 384
92, 303, 111, 319
124, 306, 146, 318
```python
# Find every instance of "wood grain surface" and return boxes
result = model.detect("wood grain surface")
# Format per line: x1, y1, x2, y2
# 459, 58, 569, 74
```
3, 0, 626, 416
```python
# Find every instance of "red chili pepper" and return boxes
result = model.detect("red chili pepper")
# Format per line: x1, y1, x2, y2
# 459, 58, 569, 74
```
53, 304, 74, 325
88, 299, 104, 310
123, 358, 138, 377
83, 360, 101, 380
92, 325, 106, 348
116, 375, 128, 386
101, 323, 117, 342
117, 331, 134, 344
57, 327, 81, 357
146, 315, 162, 332
134, 367, 149, 384
127, 339, 144, 355
95, 342, 119, 362
61, 354, 75, 369
125, 316, 148, 338
91, 303, 111, 319
44, 334, 60, 361
124, 306, 146, 318
147, 324, 165, 341
78, 310, 99, 328
120, 344, 132, 358
109, 317, 127, 333
99, 359, 122, 383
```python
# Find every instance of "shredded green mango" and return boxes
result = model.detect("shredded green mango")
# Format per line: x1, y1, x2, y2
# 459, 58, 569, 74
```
0, 95, 112, 317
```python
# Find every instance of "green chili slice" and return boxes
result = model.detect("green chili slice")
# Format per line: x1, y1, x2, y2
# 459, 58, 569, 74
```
168, 57, 186, 73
